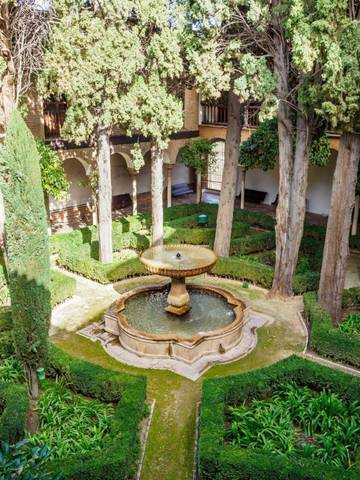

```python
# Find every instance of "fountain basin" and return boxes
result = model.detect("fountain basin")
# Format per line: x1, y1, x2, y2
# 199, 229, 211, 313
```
103, 282, 245, 364
140, 244, 218, 315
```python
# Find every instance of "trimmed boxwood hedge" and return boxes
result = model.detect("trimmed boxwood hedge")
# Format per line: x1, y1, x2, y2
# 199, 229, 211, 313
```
198, 356, 360, 480
49, 270, 76, 306
0, 344, 146, 479
45, 345, 147, 479
0, 381, 28, 443
304, 292, 360, 368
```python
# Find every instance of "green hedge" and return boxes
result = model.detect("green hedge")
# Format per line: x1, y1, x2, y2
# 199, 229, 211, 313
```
304, 292, 360, 368
342, 286, 360, 309
198, 356, 360, 480
0, 382, 28, 443
45, 345, 147, 479
213, 256, 318, 294
58, 245, 148, 284
230, 231, 276, 255
49, 270, 76, 306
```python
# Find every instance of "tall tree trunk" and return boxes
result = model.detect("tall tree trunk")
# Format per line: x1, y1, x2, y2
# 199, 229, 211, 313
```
271, 110, 311, 296
352, 196, 359, 235
318, 133, 360, 322
214, 92, 243, 257
0, 3, 16, 134
196, 170, 202, 204
97, 127, 113, 263
151, 145, 164, 247
25, 366, 39, 434
131, 174, 138, 215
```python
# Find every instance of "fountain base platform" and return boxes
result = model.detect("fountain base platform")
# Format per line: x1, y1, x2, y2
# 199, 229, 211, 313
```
77, 279, 272, 379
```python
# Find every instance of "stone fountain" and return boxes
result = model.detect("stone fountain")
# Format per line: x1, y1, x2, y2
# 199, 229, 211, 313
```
139, 244, 218, 315
79, 244, 268, 379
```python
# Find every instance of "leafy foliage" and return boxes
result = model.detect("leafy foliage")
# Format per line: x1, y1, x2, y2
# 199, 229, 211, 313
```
199, 356, 360, 479
304, 292, 360, 368
227, 382, 360, 469
36, 140, 69, 200
29, 380, 114, 460
0, 440, 62, 480
0, 110, 51, 374
239, 119, 331, 170
239, 118, 278, 171
339, 314, 360, 337
178, 138, 215, 173
309, 134, 331, 167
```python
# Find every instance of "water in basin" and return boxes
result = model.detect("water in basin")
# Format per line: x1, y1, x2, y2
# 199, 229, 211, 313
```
122, 288, 235, 338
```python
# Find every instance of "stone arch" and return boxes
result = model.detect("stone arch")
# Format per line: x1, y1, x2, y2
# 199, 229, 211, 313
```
49, 157, 92, 212
111, 152, 132, 197
137, 150, 152, 194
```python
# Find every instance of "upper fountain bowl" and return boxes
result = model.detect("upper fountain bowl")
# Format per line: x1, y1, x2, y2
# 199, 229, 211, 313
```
140, 244, 217, 278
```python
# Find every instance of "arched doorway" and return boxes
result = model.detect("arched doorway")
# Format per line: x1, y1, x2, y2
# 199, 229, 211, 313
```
111, 153, 131, 196
49, 157, 92, 231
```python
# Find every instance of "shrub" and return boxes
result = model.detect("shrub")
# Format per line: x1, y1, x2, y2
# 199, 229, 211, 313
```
49, 270, 76, 306
45, 345, 147, 479
0, 110, 51, 385
342, 286, 360, 309
304, 292, 360, 368
349, 234, 360, 251
0, 441, 61, 480
0, 382, 28, 443
198, 356, 360, 480
212, 256, 274, 288
339, 313, 360, 337
30, 380, 115, 460
58, 246, 147, 284
230, 231, 276, 255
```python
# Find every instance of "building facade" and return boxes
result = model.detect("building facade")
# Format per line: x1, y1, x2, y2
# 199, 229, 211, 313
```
25, 89, 342, 232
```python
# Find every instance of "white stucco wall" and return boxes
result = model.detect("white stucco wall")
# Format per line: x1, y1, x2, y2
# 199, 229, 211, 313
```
237, 154, 337, 216
50, 157, 92, 211
172, 163, 192, 185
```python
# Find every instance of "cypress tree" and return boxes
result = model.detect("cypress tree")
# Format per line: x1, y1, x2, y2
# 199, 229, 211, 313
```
0, 110, 51, 431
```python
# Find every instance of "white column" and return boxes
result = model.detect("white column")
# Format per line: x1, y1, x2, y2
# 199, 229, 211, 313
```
166, 165, 172, 208
196, 170, 202, 204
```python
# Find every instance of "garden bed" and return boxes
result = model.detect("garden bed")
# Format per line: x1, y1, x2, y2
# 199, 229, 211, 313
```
198, 356, 360, 480
304, 288, 360, 368
0, 345, 147, 479
52, 203, 327, 293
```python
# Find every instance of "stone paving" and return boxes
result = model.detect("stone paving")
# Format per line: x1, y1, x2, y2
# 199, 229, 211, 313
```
50, 267, 119, 335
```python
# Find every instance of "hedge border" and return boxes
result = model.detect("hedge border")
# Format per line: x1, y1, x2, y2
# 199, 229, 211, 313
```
0, 345, 147, 479
304, 291, 360, 368
44, 345, 147, 479
0, 381, 28, 443
198, 356, 360, 480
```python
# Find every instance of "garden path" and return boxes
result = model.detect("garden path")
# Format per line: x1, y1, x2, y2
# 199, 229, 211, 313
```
51, 271, 307, 480
50, 267, 119, 334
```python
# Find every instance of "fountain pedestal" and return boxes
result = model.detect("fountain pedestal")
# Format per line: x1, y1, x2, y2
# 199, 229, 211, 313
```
139, 244, 218, 316
166, 278, 190, 315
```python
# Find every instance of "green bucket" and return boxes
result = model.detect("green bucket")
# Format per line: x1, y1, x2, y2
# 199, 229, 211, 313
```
197, 214, 209, 226
37, 367, 45, 381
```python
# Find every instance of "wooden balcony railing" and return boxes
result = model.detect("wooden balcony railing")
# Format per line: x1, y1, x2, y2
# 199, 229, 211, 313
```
43, 99, 67, 139
200, 102, 260, 128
